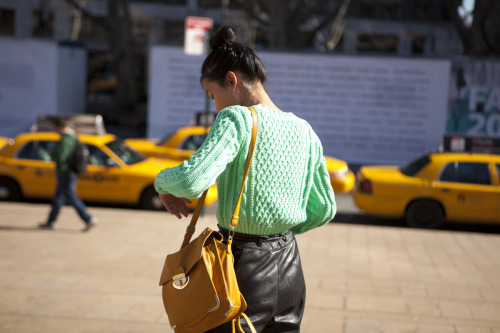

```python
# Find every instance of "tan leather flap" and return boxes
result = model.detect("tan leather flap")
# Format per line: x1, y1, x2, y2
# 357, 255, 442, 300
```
159, 227, 213, 286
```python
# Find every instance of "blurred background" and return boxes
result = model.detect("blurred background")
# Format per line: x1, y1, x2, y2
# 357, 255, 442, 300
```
1, 3, 500, 332
0, 0, 498, 141
0, 0, 499, 229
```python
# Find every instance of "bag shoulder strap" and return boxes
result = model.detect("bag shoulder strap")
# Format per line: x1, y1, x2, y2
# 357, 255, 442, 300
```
232, 313, 257, 333
180, 106, 258, 249
230, 107, 258, 230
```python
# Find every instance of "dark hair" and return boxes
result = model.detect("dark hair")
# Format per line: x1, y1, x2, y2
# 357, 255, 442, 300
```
51, 118, 68, 128
201, 26, 266, 85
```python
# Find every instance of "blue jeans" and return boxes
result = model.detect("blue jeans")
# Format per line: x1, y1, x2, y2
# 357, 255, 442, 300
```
47, 172, 91, 225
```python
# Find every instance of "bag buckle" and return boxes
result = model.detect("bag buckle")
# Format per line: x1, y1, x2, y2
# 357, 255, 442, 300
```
228, 225, 236, 244
172, 273, 189, 289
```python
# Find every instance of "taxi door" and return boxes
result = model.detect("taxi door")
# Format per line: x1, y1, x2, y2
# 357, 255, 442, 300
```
434, 161, 497, 223
13, 140, 57, 198
76, 145, 129, 203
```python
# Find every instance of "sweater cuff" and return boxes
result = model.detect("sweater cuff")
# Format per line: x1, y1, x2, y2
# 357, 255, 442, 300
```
154, 175, 170, 195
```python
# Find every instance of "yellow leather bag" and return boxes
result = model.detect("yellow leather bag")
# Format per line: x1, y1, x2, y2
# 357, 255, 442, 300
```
159, 107, 258, 333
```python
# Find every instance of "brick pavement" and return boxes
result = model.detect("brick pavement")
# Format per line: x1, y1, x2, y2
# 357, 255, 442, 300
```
0, 199, 499, 333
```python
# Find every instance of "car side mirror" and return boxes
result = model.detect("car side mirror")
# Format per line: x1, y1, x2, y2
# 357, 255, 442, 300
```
106, 158, 119, 168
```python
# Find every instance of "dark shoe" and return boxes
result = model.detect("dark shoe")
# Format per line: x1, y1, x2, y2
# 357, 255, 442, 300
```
82, 218, 97, 232
39, 223, 55, 230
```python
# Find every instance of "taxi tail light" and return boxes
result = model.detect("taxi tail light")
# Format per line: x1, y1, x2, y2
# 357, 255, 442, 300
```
359, 179, 373, 194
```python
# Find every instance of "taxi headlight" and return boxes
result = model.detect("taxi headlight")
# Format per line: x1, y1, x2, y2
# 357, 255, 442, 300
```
329, 166, 349, 180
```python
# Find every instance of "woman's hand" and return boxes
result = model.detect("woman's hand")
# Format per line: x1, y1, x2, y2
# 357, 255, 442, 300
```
158, 193, 192, 219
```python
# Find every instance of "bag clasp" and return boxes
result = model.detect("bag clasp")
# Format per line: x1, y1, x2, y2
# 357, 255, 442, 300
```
172, 273, 189, 289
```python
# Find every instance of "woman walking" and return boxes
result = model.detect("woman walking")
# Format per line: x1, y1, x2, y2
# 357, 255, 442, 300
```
155, 26, 336, 333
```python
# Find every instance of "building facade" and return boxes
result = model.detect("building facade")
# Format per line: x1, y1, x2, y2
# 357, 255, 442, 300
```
0, 0, 461, 56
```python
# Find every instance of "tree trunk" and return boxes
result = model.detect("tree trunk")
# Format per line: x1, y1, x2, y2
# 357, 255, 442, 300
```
63, 0, 138, 110
269, 0, 287, 49
107, 0, 137, 110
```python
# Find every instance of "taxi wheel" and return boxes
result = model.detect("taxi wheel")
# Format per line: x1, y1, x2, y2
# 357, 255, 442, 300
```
0, 177, 21, 201
406, 200, 444, 229
140, 186, 165, 211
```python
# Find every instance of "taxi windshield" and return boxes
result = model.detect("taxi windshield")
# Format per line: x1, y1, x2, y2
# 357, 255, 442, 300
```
106, 140, 145, 165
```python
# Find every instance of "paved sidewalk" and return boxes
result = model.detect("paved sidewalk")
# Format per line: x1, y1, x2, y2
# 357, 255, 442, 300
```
0, 200, 500, 333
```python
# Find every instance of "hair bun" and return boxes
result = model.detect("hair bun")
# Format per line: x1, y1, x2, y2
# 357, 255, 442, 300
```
210, 25, 238, 50
202, 24, 266, 84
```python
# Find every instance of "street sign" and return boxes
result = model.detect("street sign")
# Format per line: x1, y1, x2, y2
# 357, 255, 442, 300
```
184, 16, 213, 56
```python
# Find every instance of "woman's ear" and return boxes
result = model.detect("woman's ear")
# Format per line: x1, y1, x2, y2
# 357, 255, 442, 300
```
226, 71, 238, 91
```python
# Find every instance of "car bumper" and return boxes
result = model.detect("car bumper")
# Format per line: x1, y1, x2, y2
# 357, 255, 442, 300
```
352, 189, 406, 218
331, 170, 355, 193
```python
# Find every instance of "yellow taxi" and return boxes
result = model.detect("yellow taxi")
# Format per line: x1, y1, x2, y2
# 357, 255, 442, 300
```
125, 126, 208, 162
125, 126, 355, 193
0, 132, 218, 210
0, 137, 10, 150
353, 152, 500, 228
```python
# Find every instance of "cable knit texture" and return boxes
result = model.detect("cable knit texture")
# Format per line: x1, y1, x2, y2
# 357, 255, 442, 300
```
154, 104, 336, 235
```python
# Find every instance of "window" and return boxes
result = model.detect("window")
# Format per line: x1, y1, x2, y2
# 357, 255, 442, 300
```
198, 0, 222, 8
349, 3, 400, 20
78, 16, 107, 44
440, 162, 491, 185
106, 140, 145, 165
16, 141, 58, 161
163, 20, 185, 45
133, 0, 186, 3
87, 145, 110, 166
180, 135, 207, 151
133, 19, 151, 44
357, 34, 399, 54
412, 36, 426, 55
0, 9, 15, 36
32, 9, 54, 37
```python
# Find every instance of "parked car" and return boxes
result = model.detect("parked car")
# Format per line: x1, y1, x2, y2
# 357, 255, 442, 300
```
353, 152, 500, 228
0, 131, 217, 210
0, 137, 10, 150
125, 126, 208, 162
125, 126, 355, 193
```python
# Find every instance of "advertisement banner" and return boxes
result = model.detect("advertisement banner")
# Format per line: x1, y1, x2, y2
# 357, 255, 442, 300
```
148, 46, 451, 165
261, 53, 451, 165
148, 47, 207, 140
447, 59, 500, 138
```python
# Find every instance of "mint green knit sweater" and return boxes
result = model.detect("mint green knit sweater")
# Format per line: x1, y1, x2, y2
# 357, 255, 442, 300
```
154, 105, 336, 235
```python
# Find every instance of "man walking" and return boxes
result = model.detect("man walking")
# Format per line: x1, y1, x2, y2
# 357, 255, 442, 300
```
39, 118, 97, 232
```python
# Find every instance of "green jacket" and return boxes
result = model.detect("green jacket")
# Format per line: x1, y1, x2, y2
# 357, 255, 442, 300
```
54, 131, 77, 175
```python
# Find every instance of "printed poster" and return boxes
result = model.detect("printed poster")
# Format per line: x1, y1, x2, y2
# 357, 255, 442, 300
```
447, 60, 500, 138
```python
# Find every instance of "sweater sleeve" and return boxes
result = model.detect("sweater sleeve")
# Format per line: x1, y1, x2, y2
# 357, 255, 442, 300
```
154, 107, 247, 198
291, 143, 336, 235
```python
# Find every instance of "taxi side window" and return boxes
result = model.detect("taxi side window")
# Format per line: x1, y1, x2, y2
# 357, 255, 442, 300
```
16, 141, 58, 161
440, 162, 491, 185
86, 145, 109, 166
180, 135, 206, 151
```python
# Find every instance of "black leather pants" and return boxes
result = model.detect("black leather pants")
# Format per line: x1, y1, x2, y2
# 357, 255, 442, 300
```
207, 229, 306, 333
